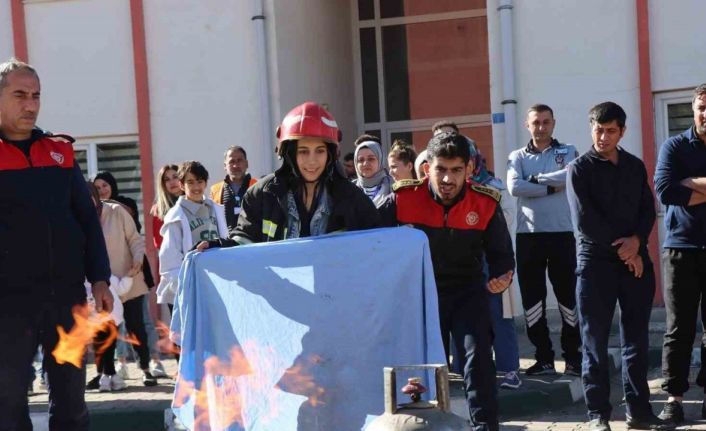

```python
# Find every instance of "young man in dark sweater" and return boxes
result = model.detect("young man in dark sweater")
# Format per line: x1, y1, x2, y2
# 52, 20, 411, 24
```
567, 102, 671, 431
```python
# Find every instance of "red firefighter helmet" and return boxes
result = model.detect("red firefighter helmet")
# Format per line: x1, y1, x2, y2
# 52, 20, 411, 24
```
275, 102, 342, 156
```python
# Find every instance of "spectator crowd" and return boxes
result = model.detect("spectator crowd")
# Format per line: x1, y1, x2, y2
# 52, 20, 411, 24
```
2, 56, 706, 431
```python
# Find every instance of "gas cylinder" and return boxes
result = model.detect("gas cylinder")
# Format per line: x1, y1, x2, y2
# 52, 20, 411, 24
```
365, 364, 471, 431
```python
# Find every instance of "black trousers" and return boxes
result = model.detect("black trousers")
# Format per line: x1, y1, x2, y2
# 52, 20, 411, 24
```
93, 323, 117, 375
577, 258, 655, 421
122, 295, 151, 370
661, 248, 706, 396
438, 289, 498, 431
516, 232, 581, 363
0, 302, 89, 431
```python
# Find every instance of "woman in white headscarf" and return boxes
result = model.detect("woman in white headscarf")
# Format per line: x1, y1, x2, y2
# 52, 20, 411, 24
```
353, 134, 393, 208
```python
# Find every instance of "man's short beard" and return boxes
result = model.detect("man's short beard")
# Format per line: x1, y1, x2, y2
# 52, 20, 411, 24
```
697, 124, 706, 138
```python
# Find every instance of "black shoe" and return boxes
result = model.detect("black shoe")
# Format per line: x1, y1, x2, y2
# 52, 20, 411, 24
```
702, 399, 706, 420
142, 370, 158, 387
85, 375, 101, 390
588, 418, 611, 431
564, 361, 581, 377
658, 401, 684, 424
625, 414, 675, 430
525, 361, 556, 376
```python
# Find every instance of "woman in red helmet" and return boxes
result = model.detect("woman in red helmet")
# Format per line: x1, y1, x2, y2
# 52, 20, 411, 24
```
197, 102, 379, 248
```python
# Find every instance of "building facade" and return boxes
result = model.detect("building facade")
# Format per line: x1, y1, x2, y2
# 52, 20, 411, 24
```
2, 0, 704, 305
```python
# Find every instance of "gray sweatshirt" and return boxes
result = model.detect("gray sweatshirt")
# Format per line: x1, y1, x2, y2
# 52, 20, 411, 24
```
507, 139, 579, 233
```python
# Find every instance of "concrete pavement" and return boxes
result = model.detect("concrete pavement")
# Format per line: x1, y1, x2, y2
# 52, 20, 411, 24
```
26, 307, 705, 430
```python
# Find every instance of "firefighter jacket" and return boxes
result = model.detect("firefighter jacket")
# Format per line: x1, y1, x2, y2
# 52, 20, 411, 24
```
380, 178, 515, 294
0, 129, 110, 306
214, 165, 380, 245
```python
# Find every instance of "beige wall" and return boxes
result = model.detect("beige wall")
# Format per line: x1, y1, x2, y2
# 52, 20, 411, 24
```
269, 0, 356, 156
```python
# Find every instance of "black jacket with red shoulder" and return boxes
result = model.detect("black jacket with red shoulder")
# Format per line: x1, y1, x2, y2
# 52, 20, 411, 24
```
0, 128, 110, 305
380, 178, 515, 294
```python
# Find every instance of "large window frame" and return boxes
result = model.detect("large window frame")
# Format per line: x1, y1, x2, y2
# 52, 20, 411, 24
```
654, 89, 693, 148
74, 134, 145, 227
74, 134, 138, 177
652, 89, 694, 271
350, 1, 489, 151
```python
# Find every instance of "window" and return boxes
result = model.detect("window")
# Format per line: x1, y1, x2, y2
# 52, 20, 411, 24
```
352, 1, 492, 166
75, 136, 145, 229
655, 90, 693, 144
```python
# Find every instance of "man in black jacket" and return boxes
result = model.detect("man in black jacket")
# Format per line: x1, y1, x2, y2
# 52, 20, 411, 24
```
380, 132, 515, 431
0, 58, 112, 431
567, 102, 671, 431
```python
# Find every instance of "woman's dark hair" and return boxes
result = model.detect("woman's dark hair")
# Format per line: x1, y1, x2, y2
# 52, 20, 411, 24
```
94, 170, 141, 232
280, 140, 339, 226
86, 181, 101, 207
94, 171, 119, 199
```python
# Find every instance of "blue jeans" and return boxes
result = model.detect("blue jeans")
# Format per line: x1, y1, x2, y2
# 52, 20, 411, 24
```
489, 292, 520, 373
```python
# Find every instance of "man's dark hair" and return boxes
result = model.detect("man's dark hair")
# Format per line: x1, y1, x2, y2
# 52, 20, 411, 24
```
588, 102, 627, 128
693, 84, 706, 104
353, 134, 381, 147
426, 131, 470, 165
527, 104, 554, 117
224, 145, 247, 160
177, 160, 209, 182
343, 151, 354, 162
431, 120, 459, 134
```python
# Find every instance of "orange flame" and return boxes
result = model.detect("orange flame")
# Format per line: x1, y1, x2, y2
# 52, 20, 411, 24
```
155, 320, 181, 355
120, 332, 141, 346
174, 341, 325, 430
52, 304, 117, 368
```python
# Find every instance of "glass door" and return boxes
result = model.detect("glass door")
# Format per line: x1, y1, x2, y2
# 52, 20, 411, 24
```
352, 0, 493, 166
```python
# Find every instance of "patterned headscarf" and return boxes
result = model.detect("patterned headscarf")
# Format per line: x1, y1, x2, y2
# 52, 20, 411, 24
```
466, 137, 492, 185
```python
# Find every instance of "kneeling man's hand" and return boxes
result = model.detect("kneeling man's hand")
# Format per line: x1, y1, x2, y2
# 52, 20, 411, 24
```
487, 270, 513, 294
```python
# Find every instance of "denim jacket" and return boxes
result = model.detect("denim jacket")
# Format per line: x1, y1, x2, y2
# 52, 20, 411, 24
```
285, 189, 332, 239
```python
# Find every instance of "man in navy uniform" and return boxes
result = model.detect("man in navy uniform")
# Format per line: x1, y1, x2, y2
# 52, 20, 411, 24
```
567, 102, 672, 431
381, 131, 515, 431
0, 59, 112, 431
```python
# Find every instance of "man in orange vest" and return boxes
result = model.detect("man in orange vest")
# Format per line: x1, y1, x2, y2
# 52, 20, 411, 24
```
210, 146, 258, 234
